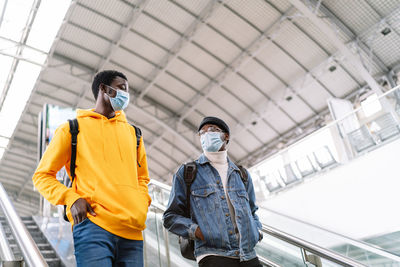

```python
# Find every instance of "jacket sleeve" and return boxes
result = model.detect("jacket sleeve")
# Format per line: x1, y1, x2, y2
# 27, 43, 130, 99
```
246, 171, 262, 231
136, 136, 151, 205
162, 166, 199, 240
32, 124, 81, 209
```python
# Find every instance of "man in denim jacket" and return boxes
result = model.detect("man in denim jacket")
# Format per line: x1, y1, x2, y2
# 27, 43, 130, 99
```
163, 116, 263, 267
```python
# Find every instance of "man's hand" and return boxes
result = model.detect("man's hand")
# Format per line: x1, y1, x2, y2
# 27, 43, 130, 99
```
70, 198, 96, 225
195, 227, 205, 241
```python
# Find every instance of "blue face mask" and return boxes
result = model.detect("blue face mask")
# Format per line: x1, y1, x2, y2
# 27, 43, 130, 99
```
105, 86, 130, 111
200, 132, 225, 152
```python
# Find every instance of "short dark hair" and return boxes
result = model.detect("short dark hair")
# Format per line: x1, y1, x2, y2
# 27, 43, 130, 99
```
92, 70, 127, 100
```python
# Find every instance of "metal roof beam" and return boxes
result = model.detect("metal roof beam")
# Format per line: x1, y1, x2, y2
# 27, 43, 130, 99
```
307, 0, 390, 73
74, 0, 151, 108
137, 0, 222, 100
0, 0, 8, 29
45, 60, 201, 155
0, 0, 42, 111
288, 0, 383, 95
146, 8, 303, 152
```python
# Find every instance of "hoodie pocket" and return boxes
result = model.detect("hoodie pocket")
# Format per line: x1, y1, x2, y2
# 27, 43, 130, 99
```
92, 183, 150, 230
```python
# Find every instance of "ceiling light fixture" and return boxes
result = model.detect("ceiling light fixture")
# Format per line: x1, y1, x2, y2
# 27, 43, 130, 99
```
381, 27, 391, 36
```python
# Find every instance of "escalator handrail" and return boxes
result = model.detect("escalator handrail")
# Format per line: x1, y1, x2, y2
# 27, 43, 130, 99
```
261, 223, 367, 267
260, 205, 400, 263
150, 181, 400, 263
148, 182, 369, 267
0, 182, 48, 266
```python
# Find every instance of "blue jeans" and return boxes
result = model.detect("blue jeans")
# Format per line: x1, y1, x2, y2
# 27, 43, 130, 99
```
73, 219, 143, 267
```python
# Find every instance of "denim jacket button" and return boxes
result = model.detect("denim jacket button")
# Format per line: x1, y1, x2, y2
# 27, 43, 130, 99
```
221, 195, 225, 200
235, 251, 239, 255
225, 213, 229, 217
229, 230, 233, 234
216, 180, 220, 184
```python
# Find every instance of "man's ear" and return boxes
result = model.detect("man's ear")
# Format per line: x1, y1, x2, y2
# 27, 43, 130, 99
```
224, 133, 230, 144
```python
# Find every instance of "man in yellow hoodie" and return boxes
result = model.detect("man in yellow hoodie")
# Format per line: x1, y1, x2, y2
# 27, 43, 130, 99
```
32, 70, 151, 267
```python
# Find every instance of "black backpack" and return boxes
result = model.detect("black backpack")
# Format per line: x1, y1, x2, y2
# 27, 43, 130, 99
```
179, 161, 248, 261
63, 118, 142, 222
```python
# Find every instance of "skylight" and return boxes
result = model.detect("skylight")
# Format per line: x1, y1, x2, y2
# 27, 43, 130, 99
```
0, 0, 70, 160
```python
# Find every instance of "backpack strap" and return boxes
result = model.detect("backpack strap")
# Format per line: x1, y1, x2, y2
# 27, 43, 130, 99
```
131, 124, 142, 149
130, 124, 142, 167
237, 165, 248, 185
183, 161, 197, 218
68, 119, 79, 184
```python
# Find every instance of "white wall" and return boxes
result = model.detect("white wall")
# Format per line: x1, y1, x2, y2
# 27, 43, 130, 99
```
261, 137, 400, 240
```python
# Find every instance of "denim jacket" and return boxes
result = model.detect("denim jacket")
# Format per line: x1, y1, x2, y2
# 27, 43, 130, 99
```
163, 154, 262, 261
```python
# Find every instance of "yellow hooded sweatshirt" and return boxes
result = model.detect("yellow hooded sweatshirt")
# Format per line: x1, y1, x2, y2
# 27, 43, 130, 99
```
32, 109, 151, 240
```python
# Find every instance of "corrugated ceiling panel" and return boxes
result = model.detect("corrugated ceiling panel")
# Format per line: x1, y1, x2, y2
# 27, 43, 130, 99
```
146, 157, 167, 176
246, 119, 278, 144
273, 20, 329, 70
161, 131, 198, 157
173, 0, 214, 16
103, 62, 146, 88
76, 98, 95, 110
144, 0, 196, 34
228, 142, 248, 162
195, 99, 232, 124
71, 5, 122, 41
150, 148, 180, 173
227, 0, 282, 32
55, 42, 101, 69
111, 47, 156, 79
278, 94, 315, 123
239, 59, 286, 102
263, 106, 295, 133
256, 42, 307, 86
361, 21, 400, 68
207, 87, 250, 120
266, 0, 292, 13
78, 0, 135, 26
192, 25, 241, 64
13, 131, 36, 144
297, 81, 332, 111
222, 72, 268, 110
141, 100, 171, 121
146, 85, 185, 114
323, 0, 380, 35
156, 139, 191, 164
155, 72, 197, 103
207, 4, 260, 49
62, 23, 111, 58
317, 65, 359, 98
121, 31, 168, 67
292, 16, 350, 54
234, 129, 263, 153
185, 112, 205, 132
133, 12, 181, 50
167, 59, 209, 90
37, 83, 79, 105
178, 43, 225, 78
364, 0, 400, 17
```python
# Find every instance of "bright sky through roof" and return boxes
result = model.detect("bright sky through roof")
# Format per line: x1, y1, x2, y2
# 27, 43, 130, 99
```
0, 0, 70, 160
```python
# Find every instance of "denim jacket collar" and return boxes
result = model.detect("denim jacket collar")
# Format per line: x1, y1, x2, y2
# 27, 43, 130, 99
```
197, 153, 240, 171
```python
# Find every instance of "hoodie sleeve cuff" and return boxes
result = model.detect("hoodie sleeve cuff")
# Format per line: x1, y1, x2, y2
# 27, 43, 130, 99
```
65, 189, 82, 208
188, 223, 199, 240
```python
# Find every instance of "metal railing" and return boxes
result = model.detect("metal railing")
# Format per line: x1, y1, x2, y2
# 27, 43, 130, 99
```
252, 85, 400, 197
0, 182, 48, 267
145, 181, 393, 267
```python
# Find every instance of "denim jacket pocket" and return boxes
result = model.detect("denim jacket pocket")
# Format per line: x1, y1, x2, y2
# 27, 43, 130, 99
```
236, 190, 249, 201
192, 187, 217, 213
